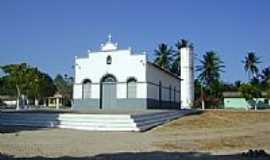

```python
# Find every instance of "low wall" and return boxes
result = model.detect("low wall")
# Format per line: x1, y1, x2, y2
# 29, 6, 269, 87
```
72, 98, 181, 111
224, 98, 270, 109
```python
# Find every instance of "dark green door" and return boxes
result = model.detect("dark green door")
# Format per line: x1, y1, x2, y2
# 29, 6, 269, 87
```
101, 76, 116, 109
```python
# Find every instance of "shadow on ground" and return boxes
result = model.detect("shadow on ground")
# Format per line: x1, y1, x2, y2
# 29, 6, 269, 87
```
1, 151, 269, 160
0, 126, 45, 134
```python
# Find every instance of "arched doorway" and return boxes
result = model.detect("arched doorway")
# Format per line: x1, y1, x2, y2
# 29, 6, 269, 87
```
100, 74, 117, 109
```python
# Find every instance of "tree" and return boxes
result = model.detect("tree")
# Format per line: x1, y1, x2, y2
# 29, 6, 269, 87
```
41, 73, 57, 103
26, 67, 41, 105
194, 79, 207, 109
234, 80, 242, 89
154, 43, 173, 70
260, 67, 270, 87
1, 63, 56, 108
54, 74, 73, 106
223, 82, 237, 92
0, 76, 16, 96
242, 52, 261, 80
176, 39, 189, 48
196, 51, 225, 108
170, 55, 180, 76
196, 51, 225, 86
170, 39, 190, 76
1, 63, 30, 109
265, 78, 270, 99
239, 83, 262, 110
257, 66, 270, 100
27, 70, 56, 105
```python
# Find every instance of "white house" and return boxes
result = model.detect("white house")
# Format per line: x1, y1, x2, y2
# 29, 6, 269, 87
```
72, 35, 193, 111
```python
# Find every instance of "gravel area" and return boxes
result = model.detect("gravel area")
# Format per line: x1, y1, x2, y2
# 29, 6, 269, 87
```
0, 110, 270, 159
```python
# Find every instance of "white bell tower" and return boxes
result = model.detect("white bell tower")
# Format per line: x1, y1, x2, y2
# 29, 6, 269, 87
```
100, 33, 118, 51
180, 46, 194, 109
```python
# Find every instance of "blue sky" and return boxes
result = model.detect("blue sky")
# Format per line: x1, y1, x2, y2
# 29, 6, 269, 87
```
0, 0, 270, 82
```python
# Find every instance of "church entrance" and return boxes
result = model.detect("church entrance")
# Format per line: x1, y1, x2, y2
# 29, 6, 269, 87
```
100, 74, 117, 109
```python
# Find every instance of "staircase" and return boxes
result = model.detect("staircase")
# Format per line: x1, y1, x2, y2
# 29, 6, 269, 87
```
0, 110, 192, 131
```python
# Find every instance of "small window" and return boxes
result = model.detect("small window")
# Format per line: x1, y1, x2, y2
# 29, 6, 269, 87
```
106, 55, 112, 65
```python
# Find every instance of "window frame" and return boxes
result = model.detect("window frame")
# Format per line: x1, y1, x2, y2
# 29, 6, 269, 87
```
82, 79, 92, 99
126, 77, 137, 99
106, 55, 112, 65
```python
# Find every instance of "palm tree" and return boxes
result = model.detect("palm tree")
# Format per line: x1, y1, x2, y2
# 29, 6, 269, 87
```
176, 39, 189, 49
170, 57, 180, 76
258, 67, 270, 92
170, 39, 191, 76
264, 69, 270, 99
196, 51, 225, 109
154, 43, 173, 69
260, 67, 270, 83
234, 80, 242, 89
196, 51, 225, 86
242, 52, 261, 80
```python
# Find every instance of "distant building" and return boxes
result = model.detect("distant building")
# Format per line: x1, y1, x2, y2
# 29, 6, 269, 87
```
48, 93, 64, 109
0, 95, 16, 106
223, 92, 270, 109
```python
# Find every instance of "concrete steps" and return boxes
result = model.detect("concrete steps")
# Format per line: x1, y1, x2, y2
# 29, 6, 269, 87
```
0, 110, 192, 131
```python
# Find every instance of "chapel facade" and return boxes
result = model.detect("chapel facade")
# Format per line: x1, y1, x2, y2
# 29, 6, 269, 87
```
72, 35, 182, 111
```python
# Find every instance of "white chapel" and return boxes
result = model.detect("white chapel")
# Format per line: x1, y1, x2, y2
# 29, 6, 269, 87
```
72, 34, 194, 111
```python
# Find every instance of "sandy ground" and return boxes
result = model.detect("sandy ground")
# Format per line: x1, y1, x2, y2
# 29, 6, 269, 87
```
0, 110, 270, 159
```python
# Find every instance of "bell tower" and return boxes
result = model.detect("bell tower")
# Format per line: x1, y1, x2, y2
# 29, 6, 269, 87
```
100, 33, 118, 51
180, 45, 194, 109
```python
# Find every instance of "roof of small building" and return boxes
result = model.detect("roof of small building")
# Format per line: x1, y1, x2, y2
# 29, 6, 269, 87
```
0, 95, 16, 101
223, 91, 268, 98
48, 92, 63, 99
147, 62, 181, 80
223, 92, 242, 98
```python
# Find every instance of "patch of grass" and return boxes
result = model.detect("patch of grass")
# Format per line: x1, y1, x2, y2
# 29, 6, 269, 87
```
156, 110, 270, 131
154, 110, 270, 152
156, 134, 269, 151
193, 135, 252, 150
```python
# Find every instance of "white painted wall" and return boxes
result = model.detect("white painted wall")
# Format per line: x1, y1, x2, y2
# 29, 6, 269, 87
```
146, 63, 180, 102
3, 100, 16, 106
73, 49, 147, 99
73, 84, 82, 99
73, 36, 182, 105
180, 47, 194, 109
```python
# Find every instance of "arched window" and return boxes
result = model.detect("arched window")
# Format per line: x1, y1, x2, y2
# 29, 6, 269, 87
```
106, 55, 112, 65
82, 79, 91, 99
127, 78, 137, 98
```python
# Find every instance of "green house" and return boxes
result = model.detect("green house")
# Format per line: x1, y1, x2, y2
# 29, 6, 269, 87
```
223, 92, 270, 110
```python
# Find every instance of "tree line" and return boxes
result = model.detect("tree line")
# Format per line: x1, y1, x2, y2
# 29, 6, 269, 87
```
1, 40, 269, 110
239, 53, 270, 110
0, 63, 73, 109
153, 40, 270, 109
